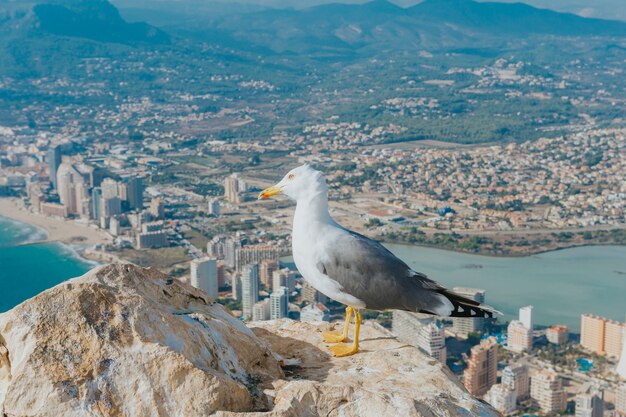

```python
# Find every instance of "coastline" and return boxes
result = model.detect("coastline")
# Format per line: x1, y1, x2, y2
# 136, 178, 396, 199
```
381, 239, 626, 259
0, 198, 110, 246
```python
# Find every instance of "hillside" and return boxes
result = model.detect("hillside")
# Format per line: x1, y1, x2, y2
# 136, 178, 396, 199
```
199, 0, 626, 53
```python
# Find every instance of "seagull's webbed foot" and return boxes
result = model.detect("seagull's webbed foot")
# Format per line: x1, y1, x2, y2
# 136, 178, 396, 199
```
329, 342, 359, 357
322, 331, 347, 343
327, 309, 361, 357
321, 306, 353, 344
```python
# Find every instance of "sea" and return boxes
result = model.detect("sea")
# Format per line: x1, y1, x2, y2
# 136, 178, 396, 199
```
0, 215, 96, 313
385, 243, 626, 331
1, 215, 625, 331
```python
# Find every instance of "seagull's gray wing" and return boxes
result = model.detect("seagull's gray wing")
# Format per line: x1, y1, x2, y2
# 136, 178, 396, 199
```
316, 230, 455, 315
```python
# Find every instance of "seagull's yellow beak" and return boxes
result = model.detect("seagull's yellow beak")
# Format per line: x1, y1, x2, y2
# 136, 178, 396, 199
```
258, 184, 283, 200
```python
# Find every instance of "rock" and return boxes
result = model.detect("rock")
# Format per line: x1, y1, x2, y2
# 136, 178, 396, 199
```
0, 263, 498, 417
0, 264, 282, 417
216, 320, 499, 417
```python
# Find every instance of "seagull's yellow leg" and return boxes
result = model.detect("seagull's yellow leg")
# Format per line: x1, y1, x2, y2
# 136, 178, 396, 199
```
322, 306, 353, 343
329, 309, 361, 357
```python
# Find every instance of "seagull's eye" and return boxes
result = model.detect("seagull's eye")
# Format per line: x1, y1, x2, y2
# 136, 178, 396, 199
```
288, 174, 295, 180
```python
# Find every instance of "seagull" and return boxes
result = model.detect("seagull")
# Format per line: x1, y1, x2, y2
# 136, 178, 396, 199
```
259, 165, 499, 357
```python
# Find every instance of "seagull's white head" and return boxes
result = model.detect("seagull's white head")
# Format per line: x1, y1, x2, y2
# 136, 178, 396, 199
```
258, 164, 327, 202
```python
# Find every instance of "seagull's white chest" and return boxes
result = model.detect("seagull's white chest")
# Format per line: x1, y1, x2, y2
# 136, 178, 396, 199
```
292, 208, 366, 308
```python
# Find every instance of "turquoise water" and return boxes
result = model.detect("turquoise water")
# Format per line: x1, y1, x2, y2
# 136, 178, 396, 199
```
0, 216, 95, 313
577, 358, 594, 372
386, 243, 626, 331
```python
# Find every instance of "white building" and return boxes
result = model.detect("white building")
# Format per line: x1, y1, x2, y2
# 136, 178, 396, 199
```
190, 257, 218, 298
208, 198, 220, 216
485, 384, 517, 415
502, 363, 530, 400
531, 370, 566, 414
300, 303, 330, 322
575, 384, 603, 417
618, 324, 626, 379
224, 173, 245, 204
451, 287, 486, 338
519, 305, 534, 330
416, 322, 447, 364
252, 299, 270, 321
270, 286, 289, 320
616, 384, 626, 417
56, 162, 90, 218
241, 264, 259, 320
507, 320, 533, 353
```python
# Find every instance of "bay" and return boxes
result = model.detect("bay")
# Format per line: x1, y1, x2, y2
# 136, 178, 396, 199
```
385, 243, 626, 331
0, 216, 95, 313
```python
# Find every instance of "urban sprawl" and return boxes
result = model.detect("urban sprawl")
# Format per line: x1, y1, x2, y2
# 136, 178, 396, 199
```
0, 125, 625, 416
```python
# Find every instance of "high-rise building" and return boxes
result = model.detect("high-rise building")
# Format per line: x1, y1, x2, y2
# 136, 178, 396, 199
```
208, 198, 220, 216
47, 145, 62, 189
190, 257, 218, 299
216, 261, 226, 289
452, 287, 486, 338
252, 299, 270, 321
531, 370, 566, 414
502, 363, 530, 401
231, 272, 242, 302
270, 286, 289, 320
416, 321, 447, 364
92, 186, 102, 220
224, 173, 244, 204
56, 162, 90, 218
149, 197, 165, 219
546, 325, 569, 345
519, 305, 534, 330
463, 336, 498, 396
616, 384, 626, 417
207, 236, 224, 259
101, 178, 120, 199
507, 320, 533, 353
259, 259, 279, 288
235, 244, 280, 271
272, 268, 297, 292
224, 237, 240, 268
241, 264, 259, 320
484, 384, 517, 415
393, 311, 433, 343
300, 303, 330, 322
580, 314, 625, 358
301, 281, 329, 305
605, 320, 625, 358
618, 329, 626, 380
126, 176, 144, 210
581, 314, 607, 355
109, 217, 121, 236
102, 196, 122, 219
136, 231, 167, 249
575, 384, 603, 417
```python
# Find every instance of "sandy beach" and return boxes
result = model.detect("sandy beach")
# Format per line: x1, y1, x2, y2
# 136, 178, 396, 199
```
0, 198, 110, 246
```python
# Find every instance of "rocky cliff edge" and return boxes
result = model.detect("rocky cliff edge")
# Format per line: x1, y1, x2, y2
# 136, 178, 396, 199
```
0, 264, 498, 417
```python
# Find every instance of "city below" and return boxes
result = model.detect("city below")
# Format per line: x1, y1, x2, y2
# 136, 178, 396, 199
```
0, 129, 624, 416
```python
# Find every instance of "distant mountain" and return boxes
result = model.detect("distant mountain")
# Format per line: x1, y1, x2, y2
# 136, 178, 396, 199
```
0, 0, 169, 44
410, 0, 626, 37
0, 0, 169, 76
195, 0, 626, 54
32, 0, 170, 44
